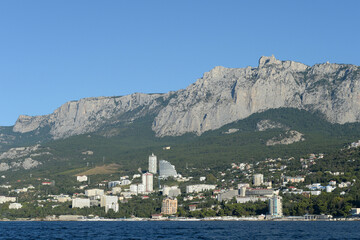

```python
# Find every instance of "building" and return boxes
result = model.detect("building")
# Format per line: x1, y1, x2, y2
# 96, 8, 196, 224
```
162, 186, 181, 197
159, 160, 177, 178
148, 153, 157, 174
269, 195, 283, 217
76, 175, 88, 182
55, 195, 71, 203
85, 189, 104, 198
161, 197, 178, 215
217, 190, 238, 202
100, 195, 119, 213
108, 181, 121, 188
112, 187, 122, 195
350, 208, 360, 216
253, 174, 264, 186
130, 184, 138, 194
285, 176, 305, 183
120, 179, 131, 185
186, 184, 216, 194
236, 196, 269, 204
0, 196, 16, 204
142, 172, 153, 193
9, 203, 22, 209
72, 198, 90, 208
246, 188, 274, 197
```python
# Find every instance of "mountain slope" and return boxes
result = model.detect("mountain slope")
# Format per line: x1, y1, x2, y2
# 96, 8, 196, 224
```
1, 56, 360, 151
2, 108, 360, 182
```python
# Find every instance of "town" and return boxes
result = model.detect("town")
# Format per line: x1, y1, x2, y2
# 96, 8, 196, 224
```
1, 140, 360, 221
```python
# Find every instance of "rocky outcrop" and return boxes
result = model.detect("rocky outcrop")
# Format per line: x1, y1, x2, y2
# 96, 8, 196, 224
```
266, 130, 305, 146
257, 120, 288, 131
153, 56, 360, 136
13, 93, 165, 139
0, 145, 45, 171
10, 56, 360, 139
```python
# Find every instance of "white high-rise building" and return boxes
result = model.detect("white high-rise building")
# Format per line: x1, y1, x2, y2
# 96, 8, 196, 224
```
100, 195, 119, 213
253, 174, 264, 186
269, 195, 283, 217
142, 172, 153, 193
159, 160, 177, 178
148, 153, 157, 174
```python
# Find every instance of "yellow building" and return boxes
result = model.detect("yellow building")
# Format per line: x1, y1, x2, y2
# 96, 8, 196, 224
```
161, 197, 178, 215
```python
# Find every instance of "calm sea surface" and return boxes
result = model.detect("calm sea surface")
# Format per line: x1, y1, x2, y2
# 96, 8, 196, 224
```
0, 221, 359, 239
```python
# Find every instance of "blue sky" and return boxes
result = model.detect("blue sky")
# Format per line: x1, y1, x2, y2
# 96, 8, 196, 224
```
0, 0, 359, 126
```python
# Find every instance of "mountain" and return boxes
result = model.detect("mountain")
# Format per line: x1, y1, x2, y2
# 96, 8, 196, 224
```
1, 55, 360, 174
4, 56, 359, 145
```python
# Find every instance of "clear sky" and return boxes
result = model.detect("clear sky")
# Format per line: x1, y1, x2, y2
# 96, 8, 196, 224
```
0, 0, 359, 126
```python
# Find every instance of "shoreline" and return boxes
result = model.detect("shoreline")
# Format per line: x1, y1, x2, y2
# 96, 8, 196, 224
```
1, 217, 359, 222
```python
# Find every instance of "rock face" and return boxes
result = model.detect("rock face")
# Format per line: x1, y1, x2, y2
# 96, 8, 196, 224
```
153, 56, 360, 136
0, 145, 46, 171
266, 130, 305, 146
10, 56, 360, 139
13, 93, 165, 139
256, 120, 288, 132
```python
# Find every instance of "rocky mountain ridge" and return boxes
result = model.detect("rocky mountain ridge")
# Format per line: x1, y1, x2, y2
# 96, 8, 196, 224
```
6, 56, 360, 140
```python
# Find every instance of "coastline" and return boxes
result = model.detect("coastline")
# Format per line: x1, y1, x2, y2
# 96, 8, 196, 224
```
1, 216, 359, 222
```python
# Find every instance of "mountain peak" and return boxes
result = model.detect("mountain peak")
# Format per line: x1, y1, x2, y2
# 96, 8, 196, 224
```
258, 55, 280, 68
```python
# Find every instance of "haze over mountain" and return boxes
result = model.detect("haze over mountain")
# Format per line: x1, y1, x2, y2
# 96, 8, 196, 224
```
3, 56, 358, 143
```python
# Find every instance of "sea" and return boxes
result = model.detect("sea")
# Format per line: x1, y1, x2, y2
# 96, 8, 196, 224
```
0, 221, 359, 239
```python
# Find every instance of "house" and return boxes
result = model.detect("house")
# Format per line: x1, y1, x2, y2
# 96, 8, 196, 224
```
77, 175, 88, 182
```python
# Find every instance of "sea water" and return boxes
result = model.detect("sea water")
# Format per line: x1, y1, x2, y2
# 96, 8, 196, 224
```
0, 221, 359, 239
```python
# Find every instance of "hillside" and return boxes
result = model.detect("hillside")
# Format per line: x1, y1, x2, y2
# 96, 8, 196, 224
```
1, 108, 360, 182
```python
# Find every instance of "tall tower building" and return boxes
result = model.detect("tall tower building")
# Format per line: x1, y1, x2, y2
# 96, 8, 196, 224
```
253, 174, 264, 186
269, 195, 283, 217
142, 172, 153, 193
159, 160, 177, 178
148, 153, 157, 174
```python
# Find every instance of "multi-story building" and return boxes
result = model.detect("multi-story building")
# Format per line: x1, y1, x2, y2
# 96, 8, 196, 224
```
253, 174, 264, 186
112, 187, 122, 195
72, 198, 90, 208
159, 160, 177, 178
100, 195, 119, 213
85, 189, 105, 197
142, 172, 153, 193
108, 181, 121, 188
162, 186, 181, 197
269, 195, 283, 217
284, 176, 305, 183
161, 197, 178, 215
186, 184, 216, 194
148, 153, 157, 174
137, 184, 145, 194
130, 184, 138, 194
55, 195, 71, 203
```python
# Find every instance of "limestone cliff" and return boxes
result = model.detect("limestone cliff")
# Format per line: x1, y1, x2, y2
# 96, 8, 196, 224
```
153, 56, 360, 136
11, 56, 360, 139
